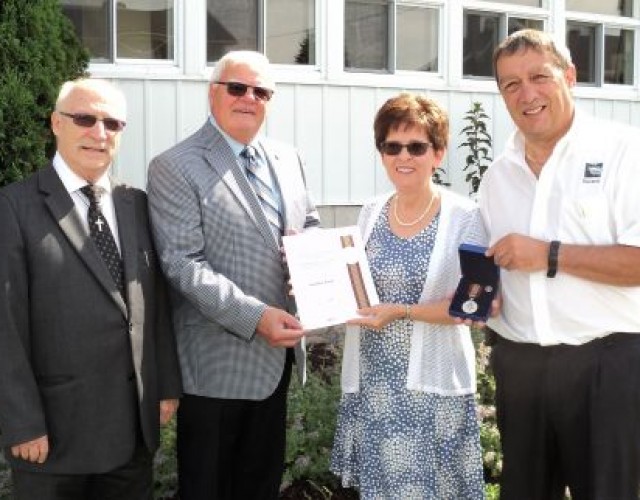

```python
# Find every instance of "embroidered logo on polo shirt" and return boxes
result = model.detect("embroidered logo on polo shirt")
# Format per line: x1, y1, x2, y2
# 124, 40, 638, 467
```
583, 162, 603, 183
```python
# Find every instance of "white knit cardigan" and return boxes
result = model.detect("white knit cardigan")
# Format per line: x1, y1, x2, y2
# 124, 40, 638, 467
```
341, 189, 487, 396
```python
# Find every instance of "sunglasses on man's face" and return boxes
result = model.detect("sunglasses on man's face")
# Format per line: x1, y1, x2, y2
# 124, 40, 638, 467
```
379, 141, 431, 156
58, 111, 126, 132
215, 81, 274, 102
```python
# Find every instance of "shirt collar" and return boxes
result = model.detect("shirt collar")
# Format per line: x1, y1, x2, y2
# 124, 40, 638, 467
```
52, 152, 113, 195
208, 114, 264, 162
506, 108, 584, 169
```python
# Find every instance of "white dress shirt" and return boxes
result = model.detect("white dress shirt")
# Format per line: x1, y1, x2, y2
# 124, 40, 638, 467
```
479, 111, 640, 345
53, 152, 122, 254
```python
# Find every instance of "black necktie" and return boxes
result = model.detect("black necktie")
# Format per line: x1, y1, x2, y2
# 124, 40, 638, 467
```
80, 184, 126, 298
241, 146, 283, 239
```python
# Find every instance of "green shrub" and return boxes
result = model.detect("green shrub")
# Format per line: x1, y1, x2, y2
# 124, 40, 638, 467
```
155, 418, 179, 499
283, 343, 342, 490
0, 0, 89, 187
473, 328, 503, 484
0, 453, 9, 500
486, 482, 501, 500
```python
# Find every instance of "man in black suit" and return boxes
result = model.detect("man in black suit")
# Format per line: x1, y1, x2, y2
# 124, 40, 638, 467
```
0, 78, 182, 500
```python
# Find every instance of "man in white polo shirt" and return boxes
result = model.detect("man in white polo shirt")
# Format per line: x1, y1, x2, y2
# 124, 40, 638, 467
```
479, 29, 640, 500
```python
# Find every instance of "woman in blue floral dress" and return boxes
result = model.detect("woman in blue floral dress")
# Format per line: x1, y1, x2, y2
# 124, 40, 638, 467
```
331, 93, 487, 499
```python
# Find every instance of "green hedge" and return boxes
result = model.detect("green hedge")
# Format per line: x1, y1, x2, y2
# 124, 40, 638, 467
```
0, 0, 88, 187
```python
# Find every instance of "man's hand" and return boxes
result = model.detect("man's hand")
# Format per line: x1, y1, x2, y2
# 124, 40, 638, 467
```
486, 234, 548, 272
160, 399, 180, 425
11, 435, 49, 464
256, 307, 305, 347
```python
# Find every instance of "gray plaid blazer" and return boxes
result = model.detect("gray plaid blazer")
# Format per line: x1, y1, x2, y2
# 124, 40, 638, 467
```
147, 121, 320, 400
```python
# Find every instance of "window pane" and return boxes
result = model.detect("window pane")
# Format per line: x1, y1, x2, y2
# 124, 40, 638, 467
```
396, 6, 438, 72
477, 0, 540, 5
117, 0, 174, 59
345, 0, 388, 71
604, 28, 634, 84
508, 17, 543, 35
463, 11, 499, 78
566, 22, 596, 84
267, 0, 315, 64
207, 0, 259, 62
567, 0, 633, 17
61, 0, 110, 62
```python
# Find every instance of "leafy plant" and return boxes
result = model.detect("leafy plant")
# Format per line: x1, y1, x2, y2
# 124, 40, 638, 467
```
283, 343, 342, 490
154, 418, 179, 499
486, 482, 501, 500
0, 453, 10, 499
459, 101, 493, 196
432, 165, 451, 187
0, 0, 89, 187
473, 328, 502, 489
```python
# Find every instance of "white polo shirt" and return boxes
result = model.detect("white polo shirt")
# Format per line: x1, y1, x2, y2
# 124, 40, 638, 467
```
479, 110, 640, 345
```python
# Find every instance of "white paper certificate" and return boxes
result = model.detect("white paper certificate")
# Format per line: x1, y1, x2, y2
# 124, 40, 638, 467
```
283, 226, 379, 330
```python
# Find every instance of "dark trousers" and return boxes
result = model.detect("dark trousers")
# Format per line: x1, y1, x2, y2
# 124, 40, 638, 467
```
177, 352, 293, 500
492, 332, 640, 500
11, 443, 153, 500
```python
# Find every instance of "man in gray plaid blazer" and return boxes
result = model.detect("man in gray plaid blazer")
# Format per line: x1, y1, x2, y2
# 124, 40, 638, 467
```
147, 51, 320, 500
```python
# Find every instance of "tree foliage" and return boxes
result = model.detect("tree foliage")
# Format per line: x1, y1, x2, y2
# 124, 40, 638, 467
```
0, 0, 89, 187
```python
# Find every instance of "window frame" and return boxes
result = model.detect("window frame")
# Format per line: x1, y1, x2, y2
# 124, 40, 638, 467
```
74, 0, 640, 98
72, 0, 182, 78
461, 1, 547, 83
342, 0, 444, 76
565, 8, 640, 89
203, 0, 320, 70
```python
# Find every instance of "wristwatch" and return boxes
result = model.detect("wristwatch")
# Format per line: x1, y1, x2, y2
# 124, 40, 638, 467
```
547, 240, 561, 278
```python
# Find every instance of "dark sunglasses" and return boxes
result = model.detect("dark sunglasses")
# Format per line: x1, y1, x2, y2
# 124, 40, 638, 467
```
58, 111, 126, 132
379, 141, 431, 156
215, 81, 274, 102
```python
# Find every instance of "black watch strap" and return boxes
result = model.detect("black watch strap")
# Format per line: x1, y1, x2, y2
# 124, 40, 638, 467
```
547, 240, 561, 278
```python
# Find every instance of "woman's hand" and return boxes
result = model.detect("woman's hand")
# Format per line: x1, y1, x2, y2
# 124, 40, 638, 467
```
347, 303, 405, 331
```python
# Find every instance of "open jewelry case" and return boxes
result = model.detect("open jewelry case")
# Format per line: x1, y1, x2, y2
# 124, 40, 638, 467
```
448, 243, 499, 322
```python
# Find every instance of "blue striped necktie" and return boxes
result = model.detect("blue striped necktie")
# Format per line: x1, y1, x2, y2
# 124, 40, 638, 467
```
241, 146, 283, 238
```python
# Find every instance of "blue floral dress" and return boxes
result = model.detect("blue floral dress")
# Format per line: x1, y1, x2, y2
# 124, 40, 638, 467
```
331, 204, 484, 500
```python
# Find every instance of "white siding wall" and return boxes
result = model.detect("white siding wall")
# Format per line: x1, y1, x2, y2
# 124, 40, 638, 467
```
110, 79, 640, 204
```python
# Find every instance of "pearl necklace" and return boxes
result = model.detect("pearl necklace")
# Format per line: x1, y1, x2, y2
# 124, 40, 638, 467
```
392, 192, 438, 227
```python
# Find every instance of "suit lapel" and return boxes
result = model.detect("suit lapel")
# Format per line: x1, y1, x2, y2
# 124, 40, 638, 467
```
261, 141, 289, 230
112, 182, 137, 306
200, 125, 280, 252
113, 183, 144, 396
39, 167, 128, 317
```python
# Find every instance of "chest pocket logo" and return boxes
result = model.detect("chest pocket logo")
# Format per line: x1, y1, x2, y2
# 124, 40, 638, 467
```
583, 162, 603, 183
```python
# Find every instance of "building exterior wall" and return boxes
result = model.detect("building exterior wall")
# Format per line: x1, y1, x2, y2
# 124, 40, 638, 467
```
79, 0, 640, 206
109, 79, 640, 206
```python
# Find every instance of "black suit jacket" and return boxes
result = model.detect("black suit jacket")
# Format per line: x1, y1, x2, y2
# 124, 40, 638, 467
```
0, 165, 182, 474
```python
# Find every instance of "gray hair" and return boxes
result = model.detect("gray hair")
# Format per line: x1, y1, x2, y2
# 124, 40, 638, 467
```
209, 50, 275, 89
56, 78, 127, 119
